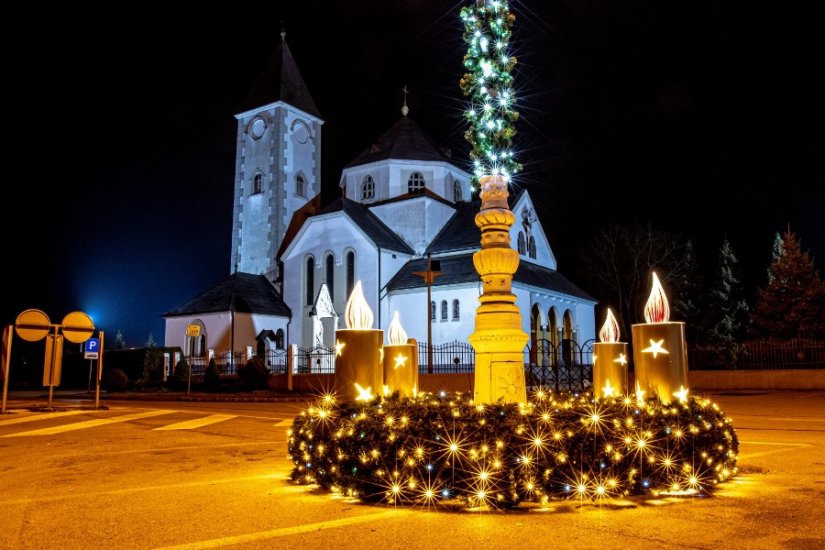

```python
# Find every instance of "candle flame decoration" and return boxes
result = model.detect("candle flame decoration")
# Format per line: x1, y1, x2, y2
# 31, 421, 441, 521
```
345, 281, 374, 330
643, 272, 670, 324
388, 311, 408, 346
599, 308, 620, 343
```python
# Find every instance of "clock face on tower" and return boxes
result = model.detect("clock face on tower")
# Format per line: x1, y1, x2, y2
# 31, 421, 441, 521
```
249, 117, 267, 139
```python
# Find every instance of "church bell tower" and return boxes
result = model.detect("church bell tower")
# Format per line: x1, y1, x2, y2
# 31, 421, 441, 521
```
231, 31, 323, 282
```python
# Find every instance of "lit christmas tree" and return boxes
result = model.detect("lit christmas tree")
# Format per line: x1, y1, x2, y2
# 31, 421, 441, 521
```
460, 0, 521, 183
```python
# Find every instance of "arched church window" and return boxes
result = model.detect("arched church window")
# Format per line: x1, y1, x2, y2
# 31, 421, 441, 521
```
296, 174, 306, 197
253, 173, 263, 195
517, 232, 526, 255
408, 172, 425, 194
325, 253, 335, 302
452, 299, 460, 321
528, 237, 537, 259
453, 179, 462, 202
305, 256, 314, 306
275, 329, 284, 349
346, 251, 355, 299
430, 301, 436, 323
362, 176, 375, 200
440, 300, 448, 321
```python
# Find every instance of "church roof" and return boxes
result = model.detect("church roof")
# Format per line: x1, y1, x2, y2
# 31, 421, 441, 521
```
238, 38, 321, 119
345, 117, 461, 169
385, 253, 595, 301
426, 191, 526, 254
162, 272, 292, 317
319, 198, 415, 254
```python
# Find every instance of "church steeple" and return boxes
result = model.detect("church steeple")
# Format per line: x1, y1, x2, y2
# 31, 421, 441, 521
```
237, 34, 321, 119
231, 35, 324, 283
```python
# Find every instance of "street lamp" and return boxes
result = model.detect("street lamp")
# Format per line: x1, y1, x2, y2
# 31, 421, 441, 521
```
413, 255, 442, 374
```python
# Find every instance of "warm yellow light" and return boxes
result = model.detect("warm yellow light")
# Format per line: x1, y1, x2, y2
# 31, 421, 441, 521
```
599, 307, 621, 343
387, 310, 408, 345
672, 385, 689, 403
642, 338, 669, 358
335, 340, 345, 356
345, 281, 374, 329
644, 272, 670, 323
635, 381, 646, 405
613, 353, 628, 366
382, 384, 391, 396
534, 437, 543, 447
602, 380, 617, 398
354, 383, 374, 401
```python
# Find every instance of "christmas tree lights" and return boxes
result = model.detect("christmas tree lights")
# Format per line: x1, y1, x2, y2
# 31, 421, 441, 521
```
460, 0, 521, 181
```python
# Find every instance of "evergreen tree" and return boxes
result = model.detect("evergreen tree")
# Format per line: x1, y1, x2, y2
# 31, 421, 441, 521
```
751, 228, 825, 339
113, 330, 126, 350
705, 238, 749, 364
145, 332, 157, 348
767, 231, 783, 284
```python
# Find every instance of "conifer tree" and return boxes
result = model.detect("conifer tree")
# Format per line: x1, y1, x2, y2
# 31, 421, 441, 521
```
751, 228, 825, 339
705, 238, 749, 364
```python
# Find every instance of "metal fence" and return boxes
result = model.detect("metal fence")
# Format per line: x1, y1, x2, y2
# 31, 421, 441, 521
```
689, 339, 825, 370
418, 340, 476, 373
523, 339, 594, 393
296, 346, 336, 373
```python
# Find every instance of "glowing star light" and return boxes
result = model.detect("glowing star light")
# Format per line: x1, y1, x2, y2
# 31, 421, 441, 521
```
393, 354, 408, 369
673, 386, 689, 403
335, 340, 345, 357
354, 383, 374, 402
599, 308, 620, 343
602, 379, 617, 398
635, 380, 646, 405
345, 281, 373, 330
642, 339, 669, 359
613, 353, 628, 365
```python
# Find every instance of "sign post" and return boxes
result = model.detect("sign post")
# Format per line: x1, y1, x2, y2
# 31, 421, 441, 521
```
95, 331, 104, 409
84, 338, 100, 392
1, 325, 12, 414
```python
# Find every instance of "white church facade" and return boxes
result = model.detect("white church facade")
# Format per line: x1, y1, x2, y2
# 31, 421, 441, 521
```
163, 36, 596, 366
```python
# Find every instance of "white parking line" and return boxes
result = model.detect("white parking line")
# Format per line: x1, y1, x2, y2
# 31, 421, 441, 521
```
153, 414, 237, 431
0, 410, 93, 426
152, 509, 414, 550
1, 409, 174, 437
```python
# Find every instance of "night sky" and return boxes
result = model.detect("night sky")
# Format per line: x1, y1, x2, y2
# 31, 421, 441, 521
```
5, 1, 823, 347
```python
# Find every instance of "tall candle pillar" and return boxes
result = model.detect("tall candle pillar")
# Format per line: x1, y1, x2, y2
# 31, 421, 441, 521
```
631, 273, 689, 405
382, 312, 418, 397
593, 308, 628, 398
334, 281, 383, 402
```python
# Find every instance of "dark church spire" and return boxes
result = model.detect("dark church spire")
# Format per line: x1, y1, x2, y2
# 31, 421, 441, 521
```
238, 33, 321, 118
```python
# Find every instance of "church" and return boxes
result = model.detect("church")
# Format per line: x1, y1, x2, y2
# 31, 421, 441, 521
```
162, 36, 596, 369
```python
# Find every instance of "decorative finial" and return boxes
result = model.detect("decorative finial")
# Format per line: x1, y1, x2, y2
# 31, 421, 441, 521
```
401, 85, 409, 117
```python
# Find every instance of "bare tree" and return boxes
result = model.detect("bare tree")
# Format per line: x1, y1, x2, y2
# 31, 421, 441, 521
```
582, 223, 698, 343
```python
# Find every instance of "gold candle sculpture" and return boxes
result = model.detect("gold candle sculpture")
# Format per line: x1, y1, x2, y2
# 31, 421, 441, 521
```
593, 308, 628, 398
631, 272, 689, 405
382, 311, 418, 398
334, 281, 383, 402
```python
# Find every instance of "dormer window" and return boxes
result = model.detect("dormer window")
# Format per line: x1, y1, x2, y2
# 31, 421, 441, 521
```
408, 172, 425, 194
453, 179, 463, 202
361, 175, 375, 200
253, 173, 263, 195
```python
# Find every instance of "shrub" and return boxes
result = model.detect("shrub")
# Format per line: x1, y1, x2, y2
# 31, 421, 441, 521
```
102, 368, 129, 392
169, 359, 190, 390
204, 358, 221, 390
238, 357, 270, 389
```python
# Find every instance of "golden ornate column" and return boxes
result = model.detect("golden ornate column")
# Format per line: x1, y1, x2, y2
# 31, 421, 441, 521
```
469, 174, 528, 404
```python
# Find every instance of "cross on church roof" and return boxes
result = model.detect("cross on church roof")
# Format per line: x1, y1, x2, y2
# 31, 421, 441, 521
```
401, 85, 409, 117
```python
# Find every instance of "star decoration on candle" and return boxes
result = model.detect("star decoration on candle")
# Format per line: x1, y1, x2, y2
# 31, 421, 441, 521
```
393, 354, 408, 369
635, 381, 646, 405
602, 380, 617, 398
642, 339, 669, 359
613, 353, 628, 365
383, 385, 392, 397
672, 386, 689, 403
354, 383, 374, 402
335, 340, 345, 357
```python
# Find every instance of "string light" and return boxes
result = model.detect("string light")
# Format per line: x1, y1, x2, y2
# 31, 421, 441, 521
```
287, 389, 739, 510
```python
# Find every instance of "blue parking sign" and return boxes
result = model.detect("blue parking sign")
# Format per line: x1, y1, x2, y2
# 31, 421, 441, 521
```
84, 338, 100, 359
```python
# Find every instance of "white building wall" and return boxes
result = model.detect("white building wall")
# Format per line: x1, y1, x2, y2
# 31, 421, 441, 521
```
386, 284, 480, 345
164, 313, 289, 357
341, 160, 471, 205
369, 197, 455, 254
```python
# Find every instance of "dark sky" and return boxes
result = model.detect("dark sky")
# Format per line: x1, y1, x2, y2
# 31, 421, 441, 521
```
5, 1, 824, 347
